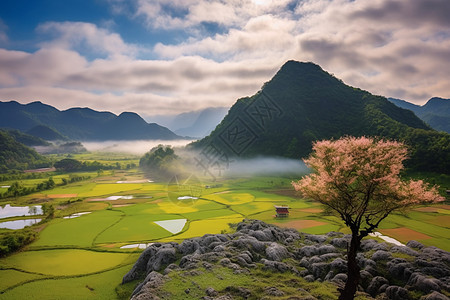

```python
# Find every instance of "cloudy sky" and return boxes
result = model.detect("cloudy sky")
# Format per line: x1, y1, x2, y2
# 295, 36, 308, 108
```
0, 0, 449, 118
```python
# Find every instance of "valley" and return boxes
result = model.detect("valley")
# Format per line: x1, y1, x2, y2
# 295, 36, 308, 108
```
0, 151, 448, 299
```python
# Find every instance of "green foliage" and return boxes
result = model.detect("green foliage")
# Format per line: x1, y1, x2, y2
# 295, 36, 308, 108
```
0, 130, 51, 173
139, 145, 180, 179
193, 61, 449, 174
0, 228, 37, 257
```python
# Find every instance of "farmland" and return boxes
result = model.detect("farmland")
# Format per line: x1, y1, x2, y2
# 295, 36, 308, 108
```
0, 152, 448, 299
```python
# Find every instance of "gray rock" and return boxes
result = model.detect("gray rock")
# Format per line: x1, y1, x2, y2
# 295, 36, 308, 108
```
231, 237, 267, 253
361, 239, 379, 251
359, 270, 373, 289
299, 245, 318, 257
123, 244, 163, 283
310, 262, 329, 279
371, 250, 392, 261
309, 255, 323, 264
406, 240, 424, 249
422, 291, 450, 300
179, 239, 201, 255
388, 261, 414, 282
385, 285, 411, 300
179, 254, 200, 269
147, 247, 177, 272
330, 258, 347, 273
205, 287, 218, 297
330, 237, 349, 248
332, 273, 348, 282
249, 230, 272, 241
225, 286, 252, 298
408, 272, 442, 293
391, 245, 419, 257
131, 271, 165, 299
266, 242, 289, 261
261, 259, 290, 273
318, 244, 336, 255
299, 257, 310, 268
367, 276, 389, 297
304, 275, 315, 282
306, 234, 327, 243
264, 286, 285, 296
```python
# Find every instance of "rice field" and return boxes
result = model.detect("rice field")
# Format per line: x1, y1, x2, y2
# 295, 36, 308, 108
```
0, 166, 448, 299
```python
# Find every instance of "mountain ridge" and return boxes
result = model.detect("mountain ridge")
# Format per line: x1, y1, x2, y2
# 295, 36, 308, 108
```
388, 97, 450, 133
193, 60, 449, 173
0, 100, 182, 141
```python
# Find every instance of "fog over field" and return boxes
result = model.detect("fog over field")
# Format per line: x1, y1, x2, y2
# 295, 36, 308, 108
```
224, 157, 307, 176
82, 139, 194, 155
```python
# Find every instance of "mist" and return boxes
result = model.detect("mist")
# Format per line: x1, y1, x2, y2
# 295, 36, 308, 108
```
223, 157, 308, 177
82, 139, 195, 155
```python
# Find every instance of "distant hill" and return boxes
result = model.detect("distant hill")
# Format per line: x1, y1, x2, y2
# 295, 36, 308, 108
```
0, 130, 50, 172
193, 61, 449, 174
0, 101, 182, 141
146, 107, 229, 138
388, 97, 450, 133
26, 125, 68, 141
5, 129, 50, 147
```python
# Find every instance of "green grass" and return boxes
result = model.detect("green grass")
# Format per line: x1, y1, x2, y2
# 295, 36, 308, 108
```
0, 249, 135, 276
0, 264, 135, 300
95, 213, 181, 243
182, 208, 238, 220
78, 183, 146, 198
31, 210, 123, 247
160, 265, 340, 299
0, 269, 43, 292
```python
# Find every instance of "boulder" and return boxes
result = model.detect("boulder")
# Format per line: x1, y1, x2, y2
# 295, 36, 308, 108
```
371, 250, 392, 261
385, 285, 411, 300
266, 243, 290, 261
299, 245, 319, 257
367, 276, 389, 297
406, 240, 424, 250
407, 272, 442, 293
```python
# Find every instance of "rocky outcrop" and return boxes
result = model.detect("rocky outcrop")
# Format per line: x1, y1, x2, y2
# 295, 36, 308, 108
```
123, 220, 450, 300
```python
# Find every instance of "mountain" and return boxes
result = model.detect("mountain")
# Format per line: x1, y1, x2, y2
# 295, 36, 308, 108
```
26, 125, 68, 141
5, 129, 50, 147
0, 101, 182, 141
174, 107, 229, 137
388, 97, 450, 133
193, 61, 449, 174
145, 107, 229, 138
0, 130, 50, 172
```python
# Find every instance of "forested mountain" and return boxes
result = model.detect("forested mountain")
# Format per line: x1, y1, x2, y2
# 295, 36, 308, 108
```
193, 61, 449, 174
5, 129, 50, 147
389, 97, 450, 133
0, 101, 182, 141
0, 130, 50, 172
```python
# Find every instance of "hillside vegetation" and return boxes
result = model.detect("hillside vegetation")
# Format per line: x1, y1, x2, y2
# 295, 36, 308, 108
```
0, 130, 50, 172
194, 61, 449, 174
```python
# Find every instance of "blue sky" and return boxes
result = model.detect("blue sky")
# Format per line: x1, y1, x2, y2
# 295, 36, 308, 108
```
0, 0, 449, 117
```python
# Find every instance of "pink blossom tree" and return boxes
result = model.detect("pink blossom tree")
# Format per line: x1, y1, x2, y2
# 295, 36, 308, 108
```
292, 136, 444, 300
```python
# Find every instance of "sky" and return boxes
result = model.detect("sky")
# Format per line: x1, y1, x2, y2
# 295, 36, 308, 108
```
0, 0, 449, 118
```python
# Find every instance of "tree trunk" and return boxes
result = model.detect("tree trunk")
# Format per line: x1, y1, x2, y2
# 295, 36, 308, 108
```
339, 233, 361, 300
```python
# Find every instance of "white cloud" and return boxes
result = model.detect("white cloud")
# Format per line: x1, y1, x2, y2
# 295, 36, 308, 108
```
0, 0, 449, 119
37, 21, 138, 59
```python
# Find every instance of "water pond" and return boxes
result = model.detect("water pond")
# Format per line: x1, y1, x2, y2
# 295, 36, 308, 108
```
0, 218, 42, 229
0, 204, 43, 219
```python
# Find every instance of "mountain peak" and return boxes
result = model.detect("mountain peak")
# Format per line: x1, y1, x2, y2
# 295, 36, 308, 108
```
193, 61, 449, 174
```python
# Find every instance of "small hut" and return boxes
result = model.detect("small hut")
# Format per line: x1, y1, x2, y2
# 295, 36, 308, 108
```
274, 205, 290, 218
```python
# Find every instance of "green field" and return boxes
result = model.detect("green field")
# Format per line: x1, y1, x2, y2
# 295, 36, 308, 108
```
0, 155, 448, 299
